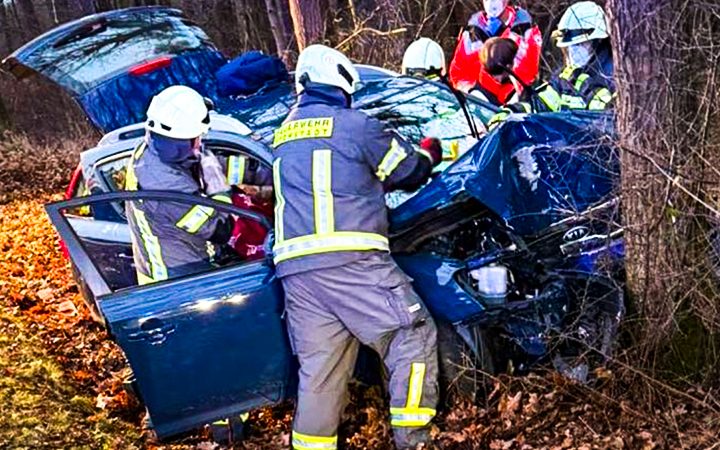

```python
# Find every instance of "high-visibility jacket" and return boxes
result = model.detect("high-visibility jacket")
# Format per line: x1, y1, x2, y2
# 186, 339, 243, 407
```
272, 86, 434, 277
125, 140, 233, 285
487, 46, 615, 128
449, 6, 542, 102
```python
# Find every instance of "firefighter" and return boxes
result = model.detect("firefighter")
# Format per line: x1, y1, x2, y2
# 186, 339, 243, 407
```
448, 0, 542, 100
488, 1, 614, 128
125, 85, 235, 284
402, 37, 447, 80
273, 45, 442, 450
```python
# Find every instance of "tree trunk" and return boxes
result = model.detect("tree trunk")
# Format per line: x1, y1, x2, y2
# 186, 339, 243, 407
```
288, 0, 325, 51
264, 0, 292, 61
607, 0, 720, 368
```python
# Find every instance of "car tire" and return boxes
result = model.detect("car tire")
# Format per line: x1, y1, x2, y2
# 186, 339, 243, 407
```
436, 320, 495, 403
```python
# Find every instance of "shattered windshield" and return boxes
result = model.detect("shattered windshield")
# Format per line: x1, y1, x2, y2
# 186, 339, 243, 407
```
223, 76, 497, 154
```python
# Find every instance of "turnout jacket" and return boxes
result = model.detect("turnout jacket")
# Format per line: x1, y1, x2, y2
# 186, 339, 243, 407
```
125, 139, 233, 285
272, 86, 434, 277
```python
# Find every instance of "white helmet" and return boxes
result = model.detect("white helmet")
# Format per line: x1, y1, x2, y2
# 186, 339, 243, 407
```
295, 44, 359, 95
555, 1, 609, 48
145, 85, 210, 139
402, 38, 447, 77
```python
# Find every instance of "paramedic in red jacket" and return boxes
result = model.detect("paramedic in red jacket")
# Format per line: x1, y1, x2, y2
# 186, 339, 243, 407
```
449, 0, 541, 104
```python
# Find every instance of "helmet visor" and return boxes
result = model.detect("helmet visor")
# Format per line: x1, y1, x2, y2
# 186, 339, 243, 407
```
555, 28, 596, 45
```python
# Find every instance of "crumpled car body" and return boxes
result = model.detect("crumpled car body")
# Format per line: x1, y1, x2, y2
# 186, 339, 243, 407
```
3, 6, 623, 440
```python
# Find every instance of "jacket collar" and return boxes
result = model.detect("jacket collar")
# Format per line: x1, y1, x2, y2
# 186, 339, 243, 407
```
297, 84, 351, 108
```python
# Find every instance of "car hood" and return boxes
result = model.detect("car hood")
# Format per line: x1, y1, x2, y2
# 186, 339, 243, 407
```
390, 111, 619, 237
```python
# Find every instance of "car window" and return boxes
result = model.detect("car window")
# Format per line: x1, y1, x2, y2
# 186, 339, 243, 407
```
23, 11, 213, 93
62, 194, 271, 293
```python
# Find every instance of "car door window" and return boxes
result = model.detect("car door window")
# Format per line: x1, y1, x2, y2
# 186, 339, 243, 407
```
53, 192, 272, 294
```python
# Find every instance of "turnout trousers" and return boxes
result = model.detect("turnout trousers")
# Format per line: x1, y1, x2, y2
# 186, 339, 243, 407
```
281, 253, 439, 449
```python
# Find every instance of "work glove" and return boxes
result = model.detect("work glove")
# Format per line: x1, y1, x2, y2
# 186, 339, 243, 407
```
200, 150, 231, 196
419, 137, 443, 167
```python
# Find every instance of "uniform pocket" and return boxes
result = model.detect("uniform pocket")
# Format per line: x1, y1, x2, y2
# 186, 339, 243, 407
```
384, 281, 429, 329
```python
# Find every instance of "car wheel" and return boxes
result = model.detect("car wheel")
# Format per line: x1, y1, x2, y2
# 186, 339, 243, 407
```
436, 320, 495, 403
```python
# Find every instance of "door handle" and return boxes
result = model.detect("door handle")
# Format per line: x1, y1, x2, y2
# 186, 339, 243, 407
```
127, 318, 176, 344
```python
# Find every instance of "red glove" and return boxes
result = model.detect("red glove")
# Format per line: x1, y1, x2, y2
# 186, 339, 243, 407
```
420, 137, 443, 167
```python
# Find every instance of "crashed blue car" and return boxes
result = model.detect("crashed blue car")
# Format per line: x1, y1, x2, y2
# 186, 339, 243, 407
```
3, 6, 624, 440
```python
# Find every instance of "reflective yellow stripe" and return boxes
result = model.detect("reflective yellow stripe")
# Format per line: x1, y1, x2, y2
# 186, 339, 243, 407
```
488, 110, 511, 130
406, 362, 426, 409
538, 86, 564, 112
560, 65, 579, 81
389, 406, 436, 427
176, 205, 215, 234
124, 142, 146, 191
273, 158, 285, 243
136, 271, 155, 286
273, 118, 334, 147
273, 231, 389, 263
561, 94, 587, 109
132, 207, 167, 283
292, 431, 337, 450
588, 88, 614, 110
227, 155, 246, 185
375, 138, 407, 182
312, 150, 334, 234
574, 73, 590, 92
212, 193, 232, 204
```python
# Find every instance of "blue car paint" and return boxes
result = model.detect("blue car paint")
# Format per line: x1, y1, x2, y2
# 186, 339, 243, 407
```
392, 112, 617, 236
393, 254, 485, 324
101, 260, 292, 438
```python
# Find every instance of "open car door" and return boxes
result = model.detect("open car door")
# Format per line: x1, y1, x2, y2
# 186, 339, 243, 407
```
46, 191, 294, 439
1, 7, 225, 133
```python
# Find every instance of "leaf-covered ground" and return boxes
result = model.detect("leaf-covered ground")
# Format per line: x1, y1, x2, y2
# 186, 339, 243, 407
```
1, 137, 719, 448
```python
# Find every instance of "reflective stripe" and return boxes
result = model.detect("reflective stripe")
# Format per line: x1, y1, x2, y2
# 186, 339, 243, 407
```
227, 155, 247, 185
588, 88, 614, 110
274, 118, 334, 147
538, 86, 564, 112
132, 207, 167, 283
375, 138, 408, 182
406, 362, 426, 409
488, 110, 511, 130
292, 431, 337, 450
273, 232, 389, 264
273, 158, 286, 243
561, 94, 587, 109
560, 65, 579, 81
312, 150, 334, 234
176, 205, 215, 233
125, 142, 146, 191
136, 271, 155, 286
574, 73, 590, 92
389, 407, 436, 427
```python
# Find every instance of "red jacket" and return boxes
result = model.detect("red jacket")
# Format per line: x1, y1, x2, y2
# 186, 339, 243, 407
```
449, 6, 542, 105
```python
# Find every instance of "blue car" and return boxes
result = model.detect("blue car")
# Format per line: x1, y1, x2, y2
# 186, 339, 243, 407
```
3, 6, 624, 440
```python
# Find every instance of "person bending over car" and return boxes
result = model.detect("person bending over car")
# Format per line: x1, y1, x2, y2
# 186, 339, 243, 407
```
273, 45, 442, 450
449, 0, 541, 102
488, 1, 614, 128
125, 85, 238, 285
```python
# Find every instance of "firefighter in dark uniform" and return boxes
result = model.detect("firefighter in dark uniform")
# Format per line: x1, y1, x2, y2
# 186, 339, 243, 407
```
488, 1, 614, 128
273, 45, 443, 449
125, 85, 237, 284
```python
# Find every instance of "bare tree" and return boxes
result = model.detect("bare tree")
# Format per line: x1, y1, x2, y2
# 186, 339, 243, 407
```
288, 0, 325, 51
608, 0, 720, 371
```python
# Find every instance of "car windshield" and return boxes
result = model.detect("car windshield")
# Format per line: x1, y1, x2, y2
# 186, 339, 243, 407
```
217, 77, 496, 150
23, 10, 213, 93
